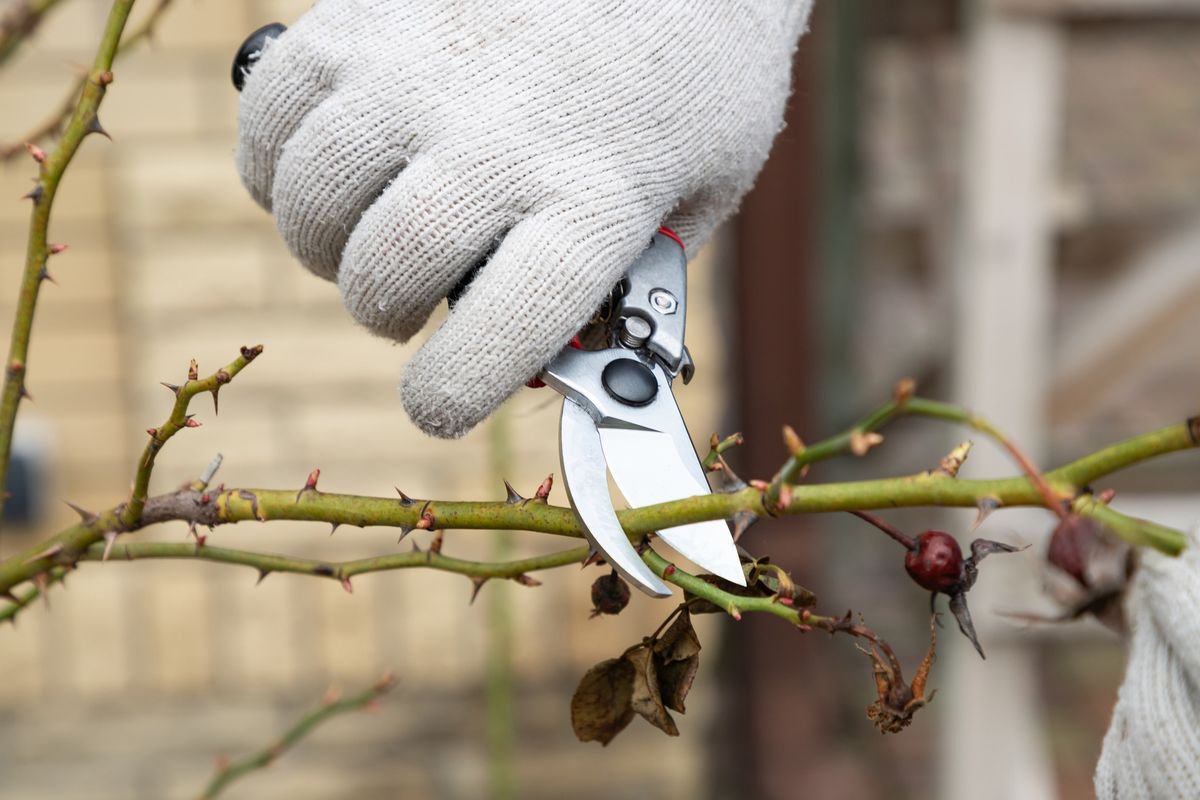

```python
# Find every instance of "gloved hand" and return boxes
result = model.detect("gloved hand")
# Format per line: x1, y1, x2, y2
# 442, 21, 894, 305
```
236, 0, 812, 438
1095, 529, 1200, 798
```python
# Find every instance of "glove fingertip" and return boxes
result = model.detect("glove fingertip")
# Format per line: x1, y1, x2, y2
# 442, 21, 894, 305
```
400, 364, 493, 440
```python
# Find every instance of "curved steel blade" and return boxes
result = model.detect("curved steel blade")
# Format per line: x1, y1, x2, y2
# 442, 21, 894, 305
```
560, 399, 671, 597
600, 426, 746, 586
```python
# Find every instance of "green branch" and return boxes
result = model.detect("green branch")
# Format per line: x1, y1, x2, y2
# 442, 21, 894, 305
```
0, 0, 137, 526
198, 674, 396, 799
1, 414, 1192, 617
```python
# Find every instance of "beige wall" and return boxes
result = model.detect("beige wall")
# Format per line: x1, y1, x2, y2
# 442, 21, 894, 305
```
0, 2, 731, 797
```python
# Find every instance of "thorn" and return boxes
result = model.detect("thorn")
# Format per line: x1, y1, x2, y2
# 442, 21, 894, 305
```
503, 480, 524, 504
429, 530, 444, 554
194, 534, 207, 549
24, 543, 63, 564
395, 488, 417, 507
24, 142, 46, 163
256, 570, 270, 586
211, 387, 220, 416
729, 605, 742, 621
893, 377, 916, 405
160, 381, 180, 395
85, 114, 110, 140
329, 523, 340, 536
188, 359, 198, 381
22, 183, 44, 203
33, 573, 51, 610
296, 468, 320, 501
469, 577, 488, 604
396, 525, 413, 544
513, 574, 542, 587
534, 473, 553, 501
663, 563, 676, 578
410, 541, 420, 553
731, 511, 758, 542
18, 384, 32, 402
47, 243, 68, 255
37, 265, 56, 285
64, 500, 97, 524
146, 427, 158, 437
782, 425, 805, 457
849, 430, 884, 457
340, 577, 354, 595
934, 440, 973, 478
102, 531, 118, 561
581, 549, 605, 569
971, 497, 1002, 533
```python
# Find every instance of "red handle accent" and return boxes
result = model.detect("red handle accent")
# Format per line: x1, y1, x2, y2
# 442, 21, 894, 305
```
527, 228, 682, 391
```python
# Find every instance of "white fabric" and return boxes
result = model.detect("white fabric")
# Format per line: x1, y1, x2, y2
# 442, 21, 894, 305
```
237, 0, 812, 437
1096, 530, 1200, 799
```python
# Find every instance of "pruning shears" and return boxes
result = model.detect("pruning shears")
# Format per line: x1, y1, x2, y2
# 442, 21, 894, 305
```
234, 25, 745, 597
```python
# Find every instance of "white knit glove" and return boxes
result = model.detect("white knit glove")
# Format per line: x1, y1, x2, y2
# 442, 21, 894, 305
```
1095, 530, 1200, 798
236, 0, 812, 437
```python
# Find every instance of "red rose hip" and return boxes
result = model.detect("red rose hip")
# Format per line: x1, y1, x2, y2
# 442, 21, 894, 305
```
904, 530, 964, 593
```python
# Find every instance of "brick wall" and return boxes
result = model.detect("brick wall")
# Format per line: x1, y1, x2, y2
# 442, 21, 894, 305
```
0, 2, 730, 797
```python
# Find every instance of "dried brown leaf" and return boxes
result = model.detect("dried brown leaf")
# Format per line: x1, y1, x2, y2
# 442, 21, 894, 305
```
570, 658, 636, 745
657, 656, 700, 714
653, 610, 701, 664
624, 644, 678, 737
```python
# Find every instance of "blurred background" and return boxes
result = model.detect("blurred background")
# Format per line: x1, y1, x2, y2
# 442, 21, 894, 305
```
1, 0, 1198, 798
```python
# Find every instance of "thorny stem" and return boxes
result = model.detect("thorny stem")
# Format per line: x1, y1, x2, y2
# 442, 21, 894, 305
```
1, 416, 1193, 626
0, 348, 258, 599
0, 0, 137, 527
125, 346, 261, 526
0, 0, 174, 160
767, 392, 1065, 518
198, 674, 396, 799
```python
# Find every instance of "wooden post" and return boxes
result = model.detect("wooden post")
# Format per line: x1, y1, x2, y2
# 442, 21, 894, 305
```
943, 5, 1064, 799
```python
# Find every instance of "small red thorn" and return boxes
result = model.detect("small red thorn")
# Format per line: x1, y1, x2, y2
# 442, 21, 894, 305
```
304, 468, 320, 492
340, 577, 354, 595
777, 596, 794, 606
194, 534, 207, 548
662, 564, 676, 578
199, 492, 211, 505
534, 473, 554, 501
188, 359, 199, 381
48, 243, 68, 255
24, 142, 46, 163
729, 606, 743, 621
184, 418, 202, 428
146, 427, 158, 437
